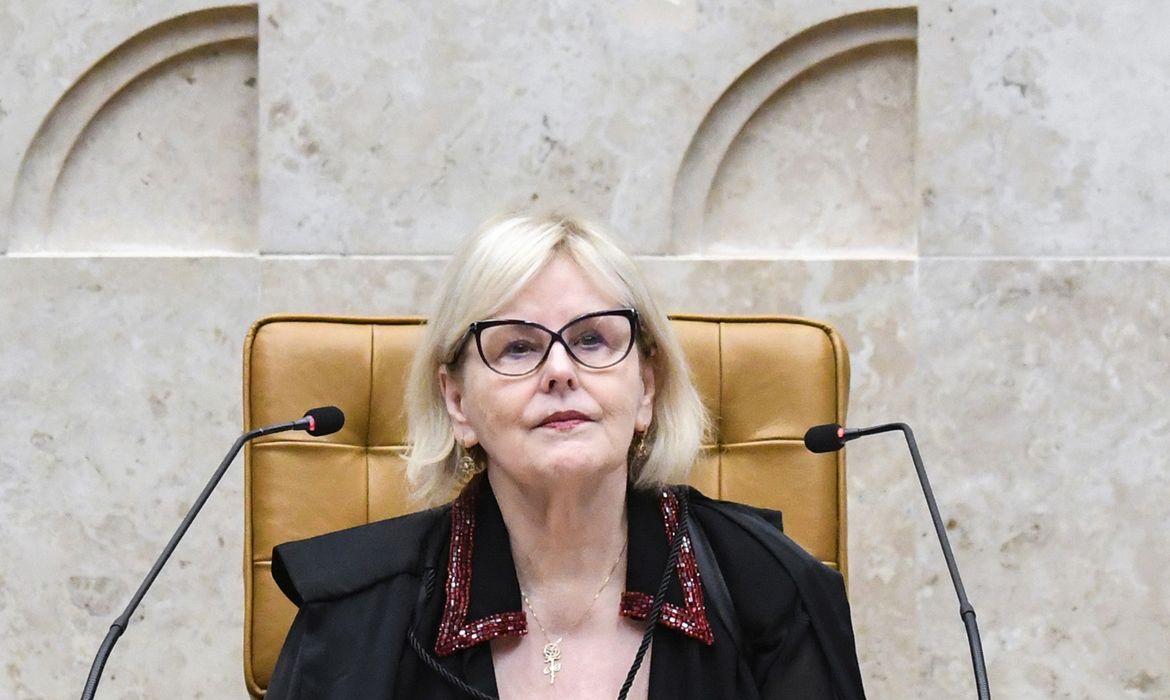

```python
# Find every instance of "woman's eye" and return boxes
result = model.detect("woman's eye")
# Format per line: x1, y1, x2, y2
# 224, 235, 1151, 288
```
502, 340, 537, 357
574, 331, 606, 349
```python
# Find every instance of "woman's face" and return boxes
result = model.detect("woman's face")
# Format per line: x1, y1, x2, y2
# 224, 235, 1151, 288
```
439, 254, 655, 486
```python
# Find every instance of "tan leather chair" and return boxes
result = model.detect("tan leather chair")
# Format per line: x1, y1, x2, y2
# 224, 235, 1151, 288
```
242, 314, 850, 697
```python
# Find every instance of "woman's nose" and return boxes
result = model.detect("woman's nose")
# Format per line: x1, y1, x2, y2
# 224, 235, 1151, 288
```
540, 340, 579, 391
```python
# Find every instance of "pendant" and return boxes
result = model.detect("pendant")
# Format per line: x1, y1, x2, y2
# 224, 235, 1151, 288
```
541, 638, 563, 684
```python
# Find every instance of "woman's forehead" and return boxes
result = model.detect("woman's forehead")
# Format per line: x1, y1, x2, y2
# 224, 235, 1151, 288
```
489, 255, 623, 323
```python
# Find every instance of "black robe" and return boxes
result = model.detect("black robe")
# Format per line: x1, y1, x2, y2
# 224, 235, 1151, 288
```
265, 478, 866, 699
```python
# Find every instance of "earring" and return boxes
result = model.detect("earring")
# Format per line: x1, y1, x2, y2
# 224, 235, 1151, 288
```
633, 431, 649, 462
458, 449, 485, 483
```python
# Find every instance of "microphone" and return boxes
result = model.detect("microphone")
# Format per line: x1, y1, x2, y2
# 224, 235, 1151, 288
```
295, 405, 345, 436
804, 423, 851, 453
803, 422, 899, 453
79, 406, 345, 700
804, 422, 991, 700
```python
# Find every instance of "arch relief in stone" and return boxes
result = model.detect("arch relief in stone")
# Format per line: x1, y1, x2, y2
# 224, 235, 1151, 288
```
9, 5, 259, 254
672, 8, 917, 257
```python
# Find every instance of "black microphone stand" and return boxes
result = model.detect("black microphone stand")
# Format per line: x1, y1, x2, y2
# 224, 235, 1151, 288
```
79, 418, 307, 700
855, 422, 991, 700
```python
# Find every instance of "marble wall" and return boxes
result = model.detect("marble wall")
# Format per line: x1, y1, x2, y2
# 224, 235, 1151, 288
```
1, 1, 1166, 698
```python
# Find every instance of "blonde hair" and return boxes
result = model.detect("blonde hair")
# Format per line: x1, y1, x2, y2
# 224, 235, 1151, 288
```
404, 211, 708, 505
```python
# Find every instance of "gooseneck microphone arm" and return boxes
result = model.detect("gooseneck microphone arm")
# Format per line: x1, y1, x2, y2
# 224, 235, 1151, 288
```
805, 422, 991, 700
80, 407, 344, 700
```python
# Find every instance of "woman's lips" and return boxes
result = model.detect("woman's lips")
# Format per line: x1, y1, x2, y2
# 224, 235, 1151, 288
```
537, 411, 591, 431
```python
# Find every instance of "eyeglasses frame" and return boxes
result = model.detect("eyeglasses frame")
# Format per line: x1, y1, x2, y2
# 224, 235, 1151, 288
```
449, 308, 641, 377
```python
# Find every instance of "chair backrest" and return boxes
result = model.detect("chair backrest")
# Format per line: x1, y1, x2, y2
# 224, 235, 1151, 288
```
242, 314, 850, 697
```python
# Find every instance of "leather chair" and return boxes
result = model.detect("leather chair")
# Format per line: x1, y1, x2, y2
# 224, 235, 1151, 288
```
242, 314, 850, 697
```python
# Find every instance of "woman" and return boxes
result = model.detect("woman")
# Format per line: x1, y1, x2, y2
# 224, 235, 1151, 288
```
265, 213, 867, 699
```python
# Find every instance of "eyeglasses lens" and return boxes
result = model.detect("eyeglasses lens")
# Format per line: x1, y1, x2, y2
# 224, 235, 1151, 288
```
478, 313, 634, 375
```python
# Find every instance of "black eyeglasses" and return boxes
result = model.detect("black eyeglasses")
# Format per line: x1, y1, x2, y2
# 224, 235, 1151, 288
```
450, 308, 640, 376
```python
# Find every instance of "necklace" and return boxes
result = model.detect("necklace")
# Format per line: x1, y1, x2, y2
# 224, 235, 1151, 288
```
520, 540, 628, 685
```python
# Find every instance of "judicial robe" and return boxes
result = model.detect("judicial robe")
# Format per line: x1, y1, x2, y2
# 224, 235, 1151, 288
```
265, 477, 866, 699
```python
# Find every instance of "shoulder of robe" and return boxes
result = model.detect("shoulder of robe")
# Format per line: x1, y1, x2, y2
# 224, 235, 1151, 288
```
686, 487, 865, 695
270, 505, 450, 607
685, 488, 847, 622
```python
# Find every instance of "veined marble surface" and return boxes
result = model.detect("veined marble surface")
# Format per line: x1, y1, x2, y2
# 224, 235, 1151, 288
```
0, 257, 258, 697
2, 1, 1169, 698
913, 259, 1170, 697
257, 0, 906, 255
918, 1, 1170, 256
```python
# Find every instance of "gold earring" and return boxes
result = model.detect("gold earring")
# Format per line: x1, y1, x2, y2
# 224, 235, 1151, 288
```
633, 431, 649, 461
458, 449, 485, 483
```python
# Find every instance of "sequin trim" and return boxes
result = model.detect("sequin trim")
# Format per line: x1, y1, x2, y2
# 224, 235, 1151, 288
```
619, 489, 714, 645
434, 487, 527, 657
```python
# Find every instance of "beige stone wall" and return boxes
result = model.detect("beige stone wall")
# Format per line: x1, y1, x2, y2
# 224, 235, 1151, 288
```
1, 1, 1166, 697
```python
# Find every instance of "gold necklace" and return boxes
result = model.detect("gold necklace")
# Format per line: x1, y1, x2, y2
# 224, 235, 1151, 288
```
520, 540, 628, 685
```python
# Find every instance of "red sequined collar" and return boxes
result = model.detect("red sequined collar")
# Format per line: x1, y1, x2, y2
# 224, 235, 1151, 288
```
618, 489, 714, 645
433, 480, 713, 657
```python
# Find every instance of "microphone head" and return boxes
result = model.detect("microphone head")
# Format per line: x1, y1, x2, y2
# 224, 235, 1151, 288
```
303, 406, 345, 436
804, 423, 846, 454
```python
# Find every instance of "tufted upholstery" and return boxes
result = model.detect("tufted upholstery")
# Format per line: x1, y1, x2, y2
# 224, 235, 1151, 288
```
241, 314, 850, 697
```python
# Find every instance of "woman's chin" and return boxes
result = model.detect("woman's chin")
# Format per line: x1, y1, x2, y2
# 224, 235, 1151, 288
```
514, 449, 626, 483
484, 433, 629, 486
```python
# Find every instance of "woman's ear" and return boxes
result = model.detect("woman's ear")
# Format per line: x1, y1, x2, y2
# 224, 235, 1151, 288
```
438, 366, 478, 447
635, 356, 656, 432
